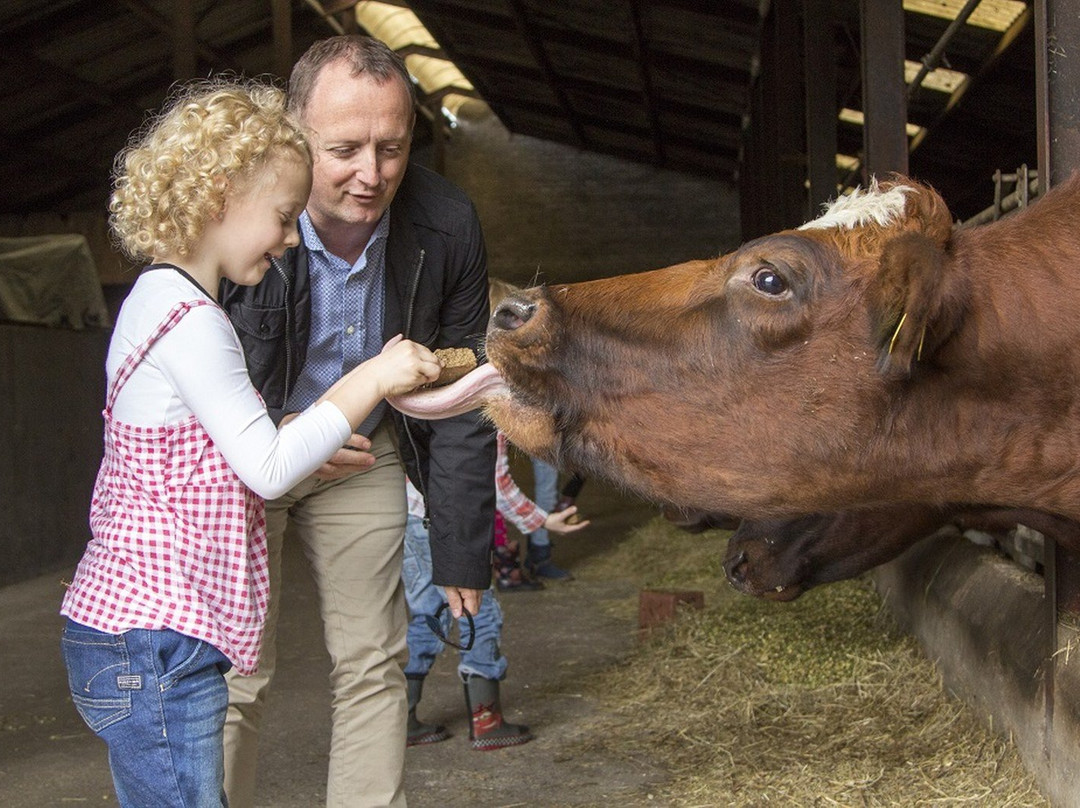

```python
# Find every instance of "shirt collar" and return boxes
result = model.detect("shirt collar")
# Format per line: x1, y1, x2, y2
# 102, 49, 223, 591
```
299, 210, 390, 259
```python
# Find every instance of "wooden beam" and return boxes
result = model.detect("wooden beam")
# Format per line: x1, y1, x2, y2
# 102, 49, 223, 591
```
803, 0, 838, 211
628, 0, 664, 164
859, 0, 908, 177
771, 0, 806, 227
271, 0, 293, 80
172, 0, 197, 80
322, 0, 359, 13
505, 0, 587, 148
121, 0, 230, 70
1035, 0, 1080, 766
1035, 0, 1080, 191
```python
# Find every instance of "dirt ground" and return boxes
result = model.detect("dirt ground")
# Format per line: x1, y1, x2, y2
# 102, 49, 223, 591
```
0, 471, 674, 807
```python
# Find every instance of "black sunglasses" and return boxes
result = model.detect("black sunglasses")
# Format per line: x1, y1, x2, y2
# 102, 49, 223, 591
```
424, 602, 475, 651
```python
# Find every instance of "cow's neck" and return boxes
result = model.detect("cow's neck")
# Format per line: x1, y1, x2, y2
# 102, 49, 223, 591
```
881, 210, 1080, 520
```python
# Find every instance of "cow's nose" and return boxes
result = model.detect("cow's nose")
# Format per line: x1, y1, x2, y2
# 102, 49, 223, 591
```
723, 550, 748, 584
492, 297, 537, 331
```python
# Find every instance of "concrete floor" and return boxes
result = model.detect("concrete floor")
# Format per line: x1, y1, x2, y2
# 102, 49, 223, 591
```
0, 474, 670, 807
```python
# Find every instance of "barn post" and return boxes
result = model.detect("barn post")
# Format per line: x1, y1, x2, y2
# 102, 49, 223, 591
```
271, 0, 293, 81
770, 0, 807, 229
858, 0, 908, 178
1035, 0, 1080, 192
172, 0, 197, 80
803, 0, 838, 216
1034, 0, 1080, 762
739, 69, 767, 242
746, 0, 807, 234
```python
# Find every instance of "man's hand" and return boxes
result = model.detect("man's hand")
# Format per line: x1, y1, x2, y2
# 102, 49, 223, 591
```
280, 414, 375, 480
444, 586, 484, 619
314, 433, 375, 480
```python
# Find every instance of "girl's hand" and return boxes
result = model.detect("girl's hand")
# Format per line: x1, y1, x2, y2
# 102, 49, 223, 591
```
544, 506, 590, 534
369, 336, 443, 397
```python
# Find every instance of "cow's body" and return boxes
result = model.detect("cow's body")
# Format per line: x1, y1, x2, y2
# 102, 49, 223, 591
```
390, 173, 1080, 522
722, 506, 1079, 601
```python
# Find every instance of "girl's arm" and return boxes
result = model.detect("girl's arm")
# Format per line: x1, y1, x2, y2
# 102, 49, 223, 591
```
495, 432, 549, 535
154, 310, 436, 499
495, 433, 592, 535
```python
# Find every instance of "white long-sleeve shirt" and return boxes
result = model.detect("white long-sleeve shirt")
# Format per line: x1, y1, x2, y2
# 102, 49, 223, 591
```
107, 267, 353, 499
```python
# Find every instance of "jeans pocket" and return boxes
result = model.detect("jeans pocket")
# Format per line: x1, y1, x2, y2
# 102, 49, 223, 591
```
61, 624, 132, 734
156, 631, 231, 690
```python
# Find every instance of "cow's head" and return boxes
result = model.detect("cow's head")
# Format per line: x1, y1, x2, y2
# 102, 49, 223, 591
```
480, 178, 969, 515
721, 505, 953, 600
722, 504, 1079, 600
389, 176, 973, 517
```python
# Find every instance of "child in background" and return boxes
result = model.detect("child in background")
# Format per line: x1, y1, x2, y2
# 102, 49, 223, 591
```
60, 78, 441, 807
403, 433, 590, 749
525, 464, 588, 580
402, 279, 590, 750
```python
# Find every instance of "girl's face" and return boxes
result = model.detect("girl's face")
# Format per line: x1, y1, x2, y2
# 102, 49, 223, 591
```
214, 152, 312, 286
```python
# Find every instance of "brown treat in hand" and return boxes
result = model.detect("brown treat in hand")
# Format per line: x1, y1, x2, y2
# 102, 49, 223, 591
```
430, 347, 478, 387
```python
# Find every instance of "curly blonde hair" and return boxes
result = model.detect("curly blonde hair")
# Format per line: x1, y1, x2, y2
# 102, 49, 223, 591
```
109, 77, 312, 262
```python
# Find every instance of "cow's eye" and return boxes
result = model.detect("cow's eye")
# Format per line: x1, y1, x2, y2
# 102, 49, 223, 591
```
751, 266, 787, 296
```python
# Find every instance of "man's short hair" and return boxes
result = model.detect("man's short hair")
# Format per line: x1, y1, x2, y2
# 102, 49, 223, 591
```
288, 35, 417, 123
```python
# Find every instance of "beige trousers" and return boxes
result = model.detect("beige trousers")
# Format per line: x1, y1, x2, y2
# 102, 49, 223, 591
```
224, 422, 409, 808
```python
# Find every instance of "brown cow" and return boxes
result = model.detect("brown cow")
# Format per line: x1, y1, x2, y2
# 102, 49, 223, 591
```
721, 506, 1078, 601
391, 173, 1080, 523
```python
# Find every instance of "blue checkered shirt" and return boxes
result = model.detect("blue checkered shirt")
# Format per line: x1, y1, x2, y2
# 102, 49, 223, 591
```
286, 211, 390, 436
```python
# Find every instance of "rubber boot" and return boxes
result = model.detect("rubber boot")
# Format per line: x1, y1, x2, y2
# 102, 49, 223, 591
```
406, 675, 451, 746
463, 675, 533, 750
526, 539, 573, 581
494, 540, 544, 591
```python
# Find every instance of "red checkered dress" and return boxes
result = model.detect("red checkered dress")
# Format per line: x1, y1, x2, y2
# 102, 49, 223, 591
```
61, 301, 269, 674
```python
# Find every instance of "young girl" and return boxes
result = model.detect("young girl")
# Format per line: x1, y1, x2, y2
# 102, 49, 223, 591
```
59, 78, 441, 807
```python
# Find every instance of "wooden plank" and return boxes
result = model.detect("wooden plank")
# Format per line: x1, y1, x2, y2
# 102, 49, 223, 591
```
860, 0, 909, 177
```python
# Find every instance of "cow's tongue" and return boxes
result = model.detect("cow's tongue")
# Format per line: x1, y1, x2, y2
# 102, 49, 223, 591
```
387, 362, 509, 419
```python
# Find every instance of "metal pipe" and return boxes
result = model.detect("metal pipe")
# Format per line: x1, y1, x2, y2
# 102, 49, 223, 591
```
960, 176, 1040, 227
908, 0, 982, 100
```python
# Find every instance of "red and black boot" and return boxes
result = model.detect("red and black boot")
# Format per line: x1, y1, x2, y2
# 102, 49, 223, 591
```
463, 675, 533, 750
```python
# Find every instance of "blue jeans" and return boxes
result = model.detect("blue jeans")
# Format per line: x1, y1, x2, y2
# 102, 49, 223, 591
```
61, 620, 232, 807
402, 514, 507, 681
529, 457, 559, 548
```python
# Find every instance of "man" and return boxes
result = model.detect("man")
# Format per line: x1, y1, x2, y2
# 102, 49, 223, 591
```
220, 35, 493, 807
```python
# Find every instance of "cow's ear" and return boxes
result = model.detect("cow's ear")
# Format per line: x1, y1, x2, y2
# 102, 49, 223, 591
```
871, 230, 967, 379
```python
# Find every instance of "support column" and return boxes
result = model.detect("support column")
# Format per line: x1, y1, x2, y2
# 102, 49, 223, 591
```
272, 0, 293, 81
1035, 0, 1080, 766
803, 0, 838, 213
859, 0, 908, 178
172, 0, 196, 80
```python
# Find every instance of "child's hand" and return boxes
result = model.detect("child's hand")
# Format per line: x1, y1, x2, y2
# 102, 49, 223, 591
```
544, 506, 590, 534
369, 335, 443, 397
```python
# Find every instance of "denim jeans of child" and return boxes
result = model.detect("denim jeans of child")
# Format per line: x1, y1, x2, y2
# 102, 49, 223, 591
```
529, 457, 559, 548
61, 620, 232, 807
402, 514, 508, 681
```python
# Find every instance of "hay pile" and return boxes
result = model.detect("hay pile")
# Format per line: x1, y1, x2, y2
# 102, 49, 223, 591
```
571, 518, 1049, 806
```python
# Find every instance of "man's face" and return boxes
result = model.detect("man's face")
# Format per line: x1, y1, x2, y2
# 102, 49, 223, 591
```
302, 60, 413, 235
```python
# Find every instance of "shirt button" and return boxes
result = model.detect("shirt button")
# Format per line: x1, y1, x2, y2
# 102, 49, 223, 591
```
345, 325, 355, 335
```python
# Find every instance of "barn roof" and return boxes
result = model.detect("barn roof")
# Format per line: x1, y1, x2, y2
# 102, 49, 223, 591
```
0, 0, 1036, 222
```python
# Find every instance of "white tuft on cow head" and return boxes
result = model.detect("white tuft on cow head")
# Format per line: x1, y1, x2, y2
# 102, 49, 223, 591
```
798, 178, 915, 232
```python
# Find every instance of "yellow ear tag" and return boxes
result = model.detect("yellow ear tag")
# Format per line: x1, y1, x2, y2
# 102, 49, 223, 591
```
887, 311, 908, 355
